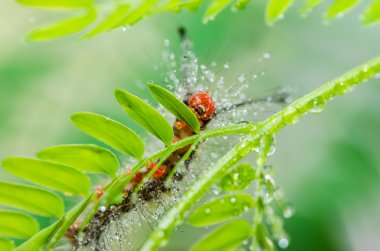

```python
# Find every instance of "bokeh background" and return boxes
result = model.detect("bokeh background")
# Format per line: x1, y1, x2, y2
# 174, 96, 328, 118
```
1, 0, 380, 250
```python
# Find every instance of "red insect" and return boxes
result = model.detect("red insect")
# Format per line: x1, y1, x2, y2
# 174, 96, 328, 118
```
188, 92, 215, 123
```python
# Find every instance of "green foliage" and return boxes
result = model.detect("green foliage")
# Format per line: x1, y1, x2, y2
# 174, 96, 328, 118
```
26, 8, 96, 41
0, 211, 39, 239
16, 0, 92, 8
190, 219, 252, 251
219, 163, 256, 191
47, 197, 92, 248
361, 0, 380, 25
325, 0, 360, 20
203, 0, 233, 23
0, 238, 15, 251
14, 219, 63, 251
188, 193, 256, 227
71, 112, 145, 159
299, 0, 326, 16
15, 0, 380, 41
37, 144, 119, 177
115, 88, 174, 146
118, 0, 158, 26
0, 181, 64, 217
2, 157, 91, 195
83, 4, 131, 38
148, 82, 201, 134
266, 0, 294, 25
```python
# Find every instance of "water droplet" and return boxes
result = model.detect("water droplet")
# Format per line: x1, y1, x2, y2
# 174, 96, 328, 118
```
268, 135, 276, 156
223, 63, 229, 69
230, 197, 237, 203
283, 206, 294, 219
204, 208, 211, 214
334, 81, 349, 95
309, 97, 326, 114
161, 239, 168, 247
263, 53, 271, 59
99, 206, 106, 212
282, 106, 301, 124
158, 231, 165, 237
164, 39, 170, 47
278, 237, 289, 249
238, 75, 246, 82
121, 26, 127, 32
285, 96, 293, 104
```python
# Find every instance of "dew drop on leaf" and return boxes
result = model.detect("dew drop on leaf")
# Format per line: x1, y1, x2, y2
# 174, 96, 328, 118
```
282, 106, 301, 124
204, 208, 211, 214
309, 97, 326, 114
283, 206, 294, 219
278, 237, 289, 249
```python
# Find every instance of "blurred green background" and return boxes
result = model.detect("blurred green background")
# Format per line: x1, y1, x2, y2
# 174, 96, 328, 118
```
1, 0, 380, 250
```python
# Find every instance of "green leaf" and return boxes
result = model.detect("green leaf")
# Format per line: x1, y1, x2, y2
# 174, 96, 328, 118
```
256, 223, 274, 251
219, 163, 255, 191
188, 193, 255, 227
17, 198, 91, 250
0, 238, 14, 251
26, 8, 96, 41
266, 0, 294, 25
0, 181, 64, 217
2, 157, 91, 195
37, 144, 119, 177
83, 4, 131, 38
325, 0, 360, 20
48, 196, 92, 248
299, 0, 326, 17
148, 83, 200, 134
180, 0, 203, 11
115, 89, 174, 145
190, 219, 252, 251
116, 0, 158, 27
0, 211, 39, 239
16, 0, 92, 8
232, 0, 250, 10
203, 0, 233, 23
14, 219, 63, 251
361, 0, 380, 26
158, 0, 181, 12
71, 112, 145, 159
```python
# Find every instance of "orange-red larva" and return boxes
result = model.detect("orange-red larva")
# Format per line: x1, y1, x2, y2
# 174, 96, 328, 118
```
188, 92, 216, 122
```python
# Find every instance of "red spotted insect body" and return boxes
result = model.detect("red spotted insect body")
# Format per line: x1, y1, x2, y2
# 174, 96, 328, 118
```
188, 92, 216, 123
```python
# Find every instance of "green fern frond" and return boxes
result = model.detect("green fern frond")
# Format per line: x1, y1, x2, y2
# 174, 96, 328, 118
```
15, 0, 380, 41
